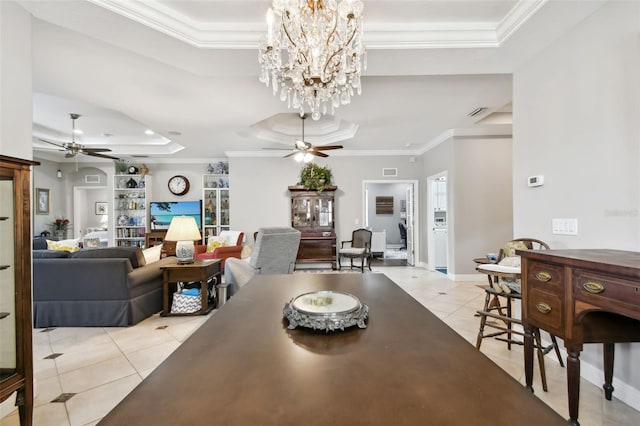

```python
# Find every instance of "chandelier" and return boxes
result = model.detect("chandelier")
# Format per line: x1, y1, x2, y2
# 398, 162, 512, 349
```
258, 0, 366, 120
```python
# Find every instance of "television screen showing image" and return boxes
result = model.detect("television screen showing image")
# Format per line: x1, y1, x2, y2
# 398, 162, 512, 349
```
150, 201, 202, 230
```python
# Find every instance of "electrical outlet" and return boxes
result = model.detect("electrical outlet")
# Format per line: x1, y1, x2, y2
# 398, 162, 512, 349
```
552, 218, 578, 235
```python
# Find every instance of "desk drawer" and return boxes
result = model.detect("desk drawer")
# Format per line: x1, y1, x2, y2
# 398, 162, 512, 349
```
526, 288, 564, 336
526, 261, 563, 293
574, 270, 640, 312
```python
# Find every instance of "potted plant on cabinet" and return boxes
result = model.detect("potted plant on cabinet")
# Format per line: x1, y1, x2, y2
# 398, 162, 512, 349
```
298, 163, 333, 192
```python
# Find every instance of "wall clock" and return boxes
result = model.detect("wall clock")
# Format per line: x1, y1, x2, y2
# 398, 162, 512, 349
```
168, 175, 190, 196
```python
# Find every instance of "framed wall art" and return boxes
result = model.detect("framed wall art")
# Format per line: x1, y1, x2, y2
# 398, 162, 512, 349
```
95, 202, 108, 215
36, 188, 50, 215
376, 196, 394, 215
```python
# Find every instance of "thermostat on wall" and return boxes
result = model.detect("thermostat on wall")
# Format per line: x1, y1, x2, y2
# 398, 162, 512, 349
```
528, 175, 544, 187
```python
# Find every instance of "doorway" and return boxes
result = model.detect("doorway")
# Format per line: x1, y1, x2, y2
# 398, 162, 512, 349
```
363, 180, 419, 266
73, 186, 109, 240
426, 172, 448, 273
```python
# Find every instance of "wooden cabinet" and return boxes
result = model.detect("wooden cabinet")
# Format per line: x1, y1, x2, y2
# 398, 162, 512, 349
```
202, 174, 230, 239
1, 155, 38, 425
113, 174, 148, 247
288, 186, 337, 269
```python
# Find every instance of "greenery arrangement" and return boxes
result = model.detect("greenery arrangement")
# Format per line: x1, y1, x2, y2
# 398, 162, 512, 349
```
298, 163, 333, 192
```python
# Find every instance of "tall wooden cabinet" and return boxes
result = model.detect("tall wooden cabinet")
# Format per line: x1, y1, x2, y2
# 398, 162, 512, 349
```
288, 186, 337, 269
0, 155, 38, 425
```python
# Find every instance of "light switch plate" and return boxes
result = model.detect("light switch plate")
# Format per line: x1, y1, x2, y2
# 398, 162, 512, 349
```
552, 218, 578, 235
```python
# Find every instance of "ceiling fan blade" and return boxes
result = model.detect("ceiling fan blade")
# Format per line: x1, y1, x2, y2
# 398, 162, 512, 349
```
311, 151, 329, 158
85, 151, 121, 160
283, 152, 298, 158
82, 147, 112, 153
262, 147, 295, 151
313, 145, 343, 151
38, 138, 66, 149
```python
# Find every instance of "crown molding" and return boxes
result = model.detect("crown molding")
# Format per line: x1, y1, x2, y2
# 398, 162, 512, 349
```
88, 0, 547, 50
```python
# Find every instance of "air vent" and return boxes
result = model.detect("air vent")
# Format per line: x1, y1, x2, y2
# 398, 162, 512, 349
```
85, 175, 100, 183
467, 107, 488, 117
382, 168, 398, 177
132, 155, 149, 158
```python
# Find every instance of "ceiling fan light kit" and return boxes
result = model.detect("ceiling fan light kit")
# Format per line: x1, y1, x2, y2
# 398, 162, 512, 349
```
258, 0, 366, 120
264, 114, 344, 161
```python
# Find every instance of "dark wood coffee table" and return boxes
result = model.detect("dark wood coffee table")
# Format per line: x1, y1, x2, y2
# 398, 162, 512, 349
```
100, 273, 565, 425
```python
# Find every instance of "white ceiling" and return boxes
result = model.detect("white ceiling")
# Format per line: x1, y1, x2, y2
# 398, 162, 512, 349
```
20, 0, 606, 163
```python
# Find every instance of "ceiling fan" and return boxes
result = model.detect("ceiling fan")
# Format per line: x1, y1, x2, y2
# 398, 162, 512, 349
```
264, 114, 343, 160
39, 113, 120, 160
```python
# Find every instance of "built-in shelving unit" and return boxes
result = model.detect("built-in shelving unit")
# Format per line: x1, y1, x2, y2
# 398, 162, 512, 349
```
202, 173, 230, 239
113, 174, 148, 247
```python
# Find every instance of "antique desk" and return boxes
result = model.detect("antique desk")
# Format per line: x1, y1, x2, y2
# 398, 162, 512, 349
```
160, 259, 221, 316
519, 249, 640, 426
100, 273, 564, 425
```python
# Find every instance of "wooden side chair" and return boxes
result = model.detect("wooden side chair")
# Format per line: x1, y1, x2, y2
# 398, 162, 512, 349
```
338, 228, 372, 272
475, 238, 564, 392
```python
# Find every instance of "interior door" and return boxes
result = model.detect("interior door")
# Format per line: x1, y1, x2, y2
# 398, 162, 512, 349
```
405, 184, 415, 266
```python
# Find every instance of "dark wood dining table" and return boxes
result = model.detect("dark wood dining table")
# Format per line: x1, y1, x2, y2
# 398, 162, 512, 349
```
99, 273, 565, 425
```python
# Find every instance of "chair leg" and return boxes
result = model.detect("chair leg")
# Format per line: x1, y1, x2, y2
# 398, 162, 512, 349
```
367, 255, 372, 271
360, 254, 365, 273
506, 297, 513, 351
534, 328, 549, 392
476, 291, 492, 350
338, 255, 342, 270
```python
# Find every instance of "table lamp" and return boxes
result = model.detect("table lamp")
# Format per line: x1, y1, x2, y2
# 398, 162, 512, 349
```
164, 216, 202, 264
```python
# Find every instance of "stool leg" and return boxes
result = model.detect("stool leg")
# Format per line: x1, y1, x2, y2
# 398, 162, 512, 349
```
534, 328, 549, 392
476, 291, 492, 350
506, 296, 513, 351
550, 334, 565, 367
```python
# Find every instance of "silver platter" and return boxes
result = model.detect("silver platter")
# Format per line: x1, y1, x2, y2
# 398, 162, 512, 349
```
283, 291, 368, 331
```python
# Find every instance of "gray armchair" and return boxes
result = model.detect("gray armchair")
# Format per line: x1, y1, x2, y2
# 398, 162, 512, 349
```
224, 227, 301, 297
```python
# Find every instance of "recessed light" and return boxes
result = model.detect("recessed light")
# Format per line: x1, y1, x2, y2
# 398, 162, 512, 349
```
72, 129, 83, 135
144, 129, 154, 135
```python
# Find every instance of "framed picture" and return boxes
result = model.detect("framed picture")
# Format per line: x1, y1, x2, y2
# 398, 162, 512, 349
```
375, 196, 394, 215
95, 202, 108, 215
36, 188, 50, 215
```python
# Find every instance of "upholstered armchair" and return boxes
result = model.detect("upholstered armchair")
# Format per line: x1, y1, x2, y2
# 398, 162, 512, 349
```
224, 227, 301, 297
194, 230, 244, 269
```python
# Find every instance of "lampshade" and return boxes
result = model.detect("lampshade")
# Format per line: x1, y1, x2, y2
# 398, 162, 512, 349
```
165, 216, 202, 264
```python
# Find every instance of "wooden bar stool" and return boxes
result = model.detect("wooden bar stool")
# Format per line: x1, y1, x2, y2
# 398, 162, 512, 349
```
476, 268, 564, 392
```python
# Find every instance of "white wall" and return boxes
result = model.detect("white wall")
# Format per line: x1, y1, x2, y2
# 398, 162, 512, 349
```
229, 156, 424, 245
513, 0, 640, 405
0, 1, 32, 160
422, 136, 514, 275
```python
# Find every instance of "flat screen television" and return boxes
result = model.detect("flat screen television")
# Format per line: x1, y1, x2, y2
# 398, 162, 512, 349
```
149, 200, 202, 231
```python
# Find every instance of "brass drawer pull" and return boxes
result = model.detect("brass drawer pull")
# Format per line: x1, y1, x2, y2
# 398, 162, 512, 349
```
536, 303, 552, 314
535, 271, 552, 282
583, 281, 605, 294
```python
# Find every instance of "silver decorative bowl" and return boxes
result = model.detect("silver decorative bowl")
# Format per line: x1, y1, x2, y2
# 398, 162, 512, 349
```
283, 291, 368, 332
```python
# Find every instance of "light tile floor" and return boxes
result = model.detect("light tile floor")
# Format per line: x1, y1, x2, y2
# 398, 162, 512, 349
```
2, 266, 639, 425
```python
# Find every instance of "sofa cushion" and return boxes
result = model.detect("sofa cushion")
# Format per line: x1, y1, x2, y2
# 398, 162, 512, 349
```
72, 247, 146, 268
33, 249, 72, 259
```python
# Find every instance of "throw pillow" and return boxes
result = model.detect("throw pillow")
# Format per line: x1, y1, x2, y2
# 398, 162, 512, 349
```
143, 244, 162, 264
241, 244, 253, 259
502, 241, 529, 257
47, 238, 81, 253
206, 236, 227, 253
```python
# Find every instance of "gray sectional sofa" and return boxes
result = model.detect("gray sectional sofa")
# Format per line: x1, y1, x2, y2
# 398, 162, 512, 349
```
33, 246, 177, 327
